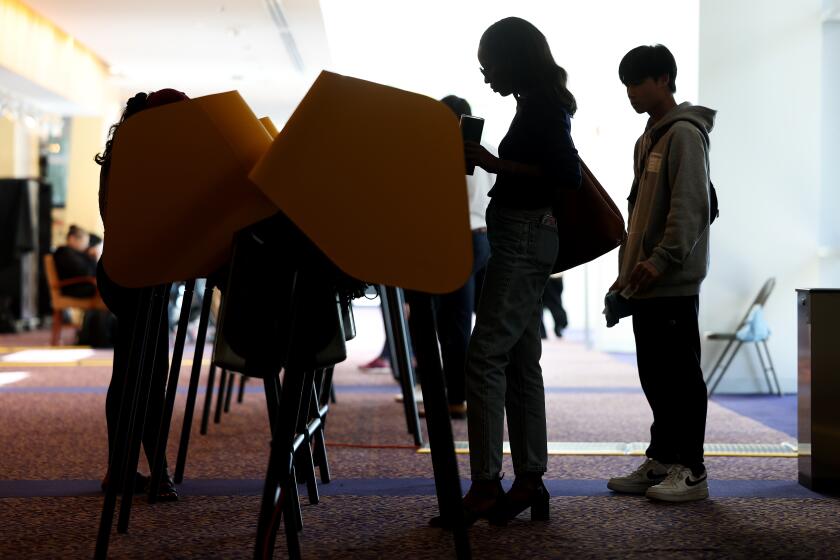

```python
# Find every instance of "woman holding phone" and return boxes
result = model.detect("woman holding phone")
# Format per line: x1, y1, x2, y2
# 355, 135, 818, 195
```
435, 17, 581, 527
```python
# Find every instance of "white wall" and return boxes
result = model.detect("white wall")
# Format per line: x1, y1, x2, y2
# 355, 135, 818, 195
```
698, 0, 827, 393
64, 116, 105, 237
320, 0, 700, 352
319, 0, 837, 392
821, 4, 840, 283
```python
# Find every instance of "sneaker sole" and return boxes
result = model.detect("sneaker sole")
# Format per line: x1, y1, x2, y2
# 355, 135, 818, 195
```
606, 480, 658, 495
645, 485, 709, 503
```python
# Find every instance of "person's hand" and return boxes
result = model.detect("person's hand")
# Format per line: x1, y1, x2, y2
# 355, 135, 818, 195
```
86, 245, 103, 261
464, 141, 499, 173
627, 260, 661, 292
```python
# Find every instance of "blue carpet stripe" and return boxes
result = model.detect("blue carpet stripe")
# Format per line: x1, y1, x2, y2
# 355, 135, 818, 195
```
0, 384, 642, 395
711, 394, 797, 437
0, 478, 826, 499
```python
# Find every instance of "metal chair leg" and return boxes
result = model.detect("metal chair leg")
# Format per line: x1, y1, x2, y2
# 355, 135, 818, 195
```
51, 309, 62, 345
754, 342, 774, 395
708, 341, 743, 397
761, 340, 783, 396
704, 339, 735, 386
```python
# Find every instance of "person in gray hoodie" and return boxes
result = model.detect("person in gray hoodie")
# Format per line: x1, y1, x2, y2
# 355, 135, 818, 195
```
606, 44, 715, 502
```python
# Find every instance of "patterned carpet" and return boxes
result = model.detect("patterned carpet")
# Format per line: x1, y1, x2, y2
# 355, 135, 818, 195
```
0, 307, 833, 559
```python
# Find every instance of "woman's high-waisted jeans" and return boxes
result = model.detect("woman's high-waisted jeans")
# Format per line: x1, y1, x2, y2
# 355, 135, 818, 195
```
466, 200, 558, 481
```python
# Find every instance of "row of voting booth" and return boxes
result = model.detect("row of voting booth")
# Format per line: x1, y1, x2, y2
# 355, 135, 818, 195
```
95, 72, 473, 559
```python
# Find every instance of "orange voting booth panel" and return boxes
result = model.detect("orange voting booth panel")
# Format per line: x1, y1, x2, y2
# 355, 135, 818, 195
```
250, 71, 472, 294
103, 91, 276, 287
259, 117, 279, 138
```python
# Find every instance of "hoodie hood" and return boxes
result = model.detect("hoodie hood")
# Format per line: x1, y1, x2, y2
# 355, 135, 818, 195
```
648, 102, 716, 142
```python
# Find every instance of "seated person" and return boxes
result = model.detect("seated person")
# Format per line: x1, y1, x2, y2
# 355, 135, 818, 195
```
87, 233, 104, 261
74, 233, 117, 348
53, 225, 98, 297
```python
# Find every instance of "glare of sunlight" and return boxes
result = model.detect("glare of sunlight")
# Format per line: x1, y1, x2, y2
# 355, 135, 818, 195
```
1, 349, 95, 363
0, 371, 30, 385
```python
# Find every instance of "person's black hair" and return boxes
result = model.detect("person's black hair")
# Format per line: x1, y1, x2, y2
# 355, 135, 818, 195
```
618, 44, 677, 93
94, 92, 149, 170
480, 17, 577, 115
67, 224, 87, 238
440, 95, 471, 118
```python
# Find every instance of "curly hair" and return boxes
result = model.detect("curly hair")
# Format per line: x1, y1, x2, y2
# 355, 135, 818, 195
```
94, 92, 149, 170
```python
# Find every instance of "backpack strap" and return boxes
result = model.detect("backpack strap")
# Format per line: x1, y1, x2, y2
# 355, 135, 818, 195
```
632, 120, 718, 225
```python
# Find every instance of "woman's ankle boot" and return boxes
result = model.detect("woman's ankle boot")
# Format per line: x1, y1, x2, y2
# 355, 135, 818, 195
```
429, 478, 505, 529
491, 473, 549, 525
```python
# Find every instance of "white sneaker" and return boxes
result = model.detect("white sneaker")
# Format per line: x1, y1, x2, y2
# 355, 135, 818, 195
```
607, 458, 671, 494
645, 464, 709, 502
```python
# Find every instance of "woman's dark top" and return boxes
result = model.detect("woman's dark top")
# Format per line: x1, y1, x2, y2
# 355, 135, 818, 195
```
489, 91, 581, 210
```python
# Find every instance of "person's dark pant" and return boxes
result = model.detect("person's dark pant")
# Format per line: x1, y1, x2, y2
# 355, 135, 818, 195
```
466, 203, 557, 480
435, 229, 490, 405
541, 275, 567, 337
632, 295, 707, 472
97, 261, 169, 475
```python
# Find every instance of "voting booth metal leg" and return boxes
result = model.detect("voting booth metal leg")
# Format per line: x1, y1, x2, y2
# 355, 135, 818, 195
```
295, 369, 320, 506
214, 368, 229, 424
382, 286, 423, 446
95, 287, 156, 559
264, 370, 308, 532
404, 291, 471, 560
174, 279, 215, 484
238, 374, 248, 403
312, 367, 332, 484
263, 373, 283, 441
256, 368, 307, 560
224, 371, 236, 412
200, 364, 217, 434
149, 279, 195, 502
117, 284, 170, 534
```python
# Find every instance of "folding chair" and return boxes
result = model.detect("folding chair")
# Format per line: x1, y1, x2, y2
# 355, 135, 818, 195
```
704, 277, 781, 397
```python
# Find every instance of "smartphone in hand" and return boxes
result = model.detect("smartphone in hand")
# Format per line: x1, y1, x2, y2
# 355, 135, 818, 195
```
459, 115, 484, 175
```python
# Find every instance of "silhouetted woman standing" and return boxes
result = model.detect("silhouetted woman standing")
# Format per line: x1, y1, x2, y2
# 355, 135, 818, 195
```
95, 89, 189, 500
443, 17, 581, 526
